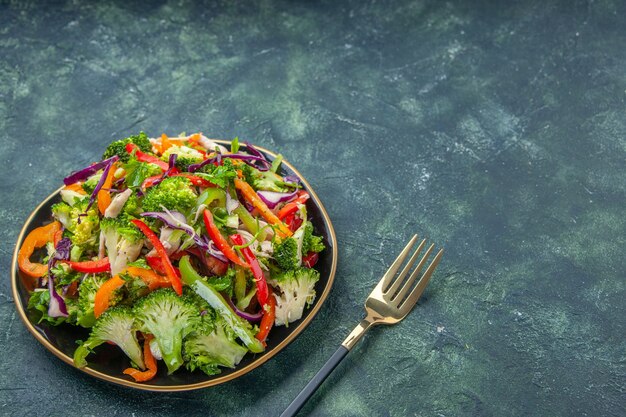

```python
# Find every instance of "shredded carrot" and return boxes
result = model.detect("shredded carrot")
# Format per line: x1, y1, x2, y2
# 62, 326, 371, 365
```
18, 221, 62, 278
97, 163, 116, 215
93, 275, 125, 318
123, 334, 157, 382
234, 178, 292, 238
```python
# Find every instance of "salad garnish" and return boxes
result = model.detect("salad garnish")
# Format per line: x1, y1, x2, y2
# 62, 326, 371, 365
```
18, 133, 325, 381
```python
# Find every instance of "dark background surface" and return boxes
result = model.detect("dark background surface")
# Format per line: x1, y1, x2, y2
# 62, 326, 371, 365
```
1, 1, 624, 416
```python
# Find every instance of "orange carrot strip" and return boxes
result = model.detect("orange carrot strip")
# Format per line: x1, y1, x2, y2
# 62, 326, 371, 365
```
234, 178, 292, 238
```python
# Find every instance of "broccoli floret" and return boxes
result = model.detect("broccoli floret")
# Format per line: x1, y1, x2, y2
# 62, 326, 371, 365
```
141, 176, 197, 214
162, 145, 204, 172
77, 274, 110, 328
73, 306, 145, 370
122, 158, 162, 188
121, 193, 142, 218
273, 238, 300, 271
133, 288, 201, 374
270, 267, 320, 326
100, 217, 144, 275
51, 198, 100, 250
240, 164, 291, 192
272, 224, 306, 271
102, 132, 152, 163
302, 221, 325, 254
183, 316, 248, 376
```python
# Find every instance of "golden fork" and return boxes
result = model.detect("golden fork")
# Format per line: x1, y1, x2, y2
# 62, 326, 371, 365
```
281, 235, 444, 417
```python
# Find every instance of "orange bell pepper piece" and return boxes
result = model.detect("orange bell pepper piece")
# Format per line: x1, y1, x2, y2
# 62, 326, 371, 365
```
123, 334, 158, 382
97, 163, 116, 215
93, 275, 125, 318
18, 221, 62, 278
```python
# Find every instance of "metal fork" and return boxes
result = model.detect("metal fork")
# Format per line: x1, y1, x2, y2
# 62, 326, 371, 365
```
281, 235, 443, 417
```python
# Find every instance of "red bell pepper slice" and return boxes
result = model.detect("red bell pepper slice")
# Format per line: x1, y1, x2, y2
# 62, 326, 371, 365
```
125, 143, 169, 170
277, 191, 310, 220
171, 173, 215, 188
202, 209, 248, 267
230, 233, 269, 308
131, 219, 183, 296
65, 258, 111, 273
302, 252, 319, 268
255, 287, 275, 346
283, 212, 303, 233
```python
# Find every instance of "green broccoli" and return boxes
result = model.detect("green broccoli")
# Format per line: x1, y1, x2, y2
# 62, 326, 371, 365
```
141, 176, 197, 214
133, 288, 201, 374
183, 316, 248, 376
161, 145, 204, 171
76, 274, 109, 328
51, 198, 100, 251
179, 256, 265, 353
122, 157, 162, 188
100, 217, 144, 275
272, 224, 307, 270
270, 267, 320, 326
73, 306, 145, 370
302, 221, 325, 254
102, 131, 152, 162
273, 238, 300, 271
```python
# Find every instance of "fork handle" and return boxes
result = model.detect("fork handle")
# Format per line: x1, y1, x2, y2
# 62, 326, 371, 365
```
281, 319, 373, 417
280, 346, 349, 417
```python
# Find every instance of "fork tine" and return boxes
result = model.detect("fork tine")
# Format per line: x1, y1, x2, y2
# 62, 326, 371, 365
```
386, 239, 427, 297
377, 234, 418, 291
399, 248, 444, 311
391, 242, 433, 302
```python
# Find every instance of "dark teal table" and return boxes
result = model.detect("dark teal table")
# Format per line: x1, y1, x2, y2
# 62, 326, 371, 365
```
1, 1, 624, 416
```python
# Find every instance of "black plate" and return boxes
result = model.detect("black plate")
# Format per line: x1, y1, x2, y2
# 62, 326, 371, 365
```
11, 141, 337, 391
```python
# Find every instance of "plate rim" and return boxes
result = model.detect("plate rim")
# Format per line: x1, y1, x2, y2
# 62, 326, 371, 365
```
10, 140, 338, 391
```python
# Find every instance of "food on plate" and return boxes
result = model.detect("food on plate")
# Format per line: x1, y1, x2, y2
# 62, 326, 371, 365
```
18, 133, 325, 381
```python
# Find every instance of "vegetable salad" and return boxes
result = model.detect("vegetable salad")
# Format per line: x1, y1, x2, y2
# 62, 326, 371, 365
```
18, 133, 325, 381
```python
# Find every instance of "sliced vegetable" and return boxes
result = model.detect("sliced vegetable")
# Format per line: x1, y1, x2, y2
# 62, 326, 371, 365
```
63, 156, 119, 186
234, 178, 292, 238
277, 190, 310, 220
256, 189, 298, 209
179, 256, 264, 353
96, 163, 116, 215
230, 233, 269, 308
125, 143, 169, 170
202, 209, 248, 267
18, 221, 62, 278
94, 275, 125, 318
130, 219, 183, 296
65, 258, 111, 273
255, 288, 276, 345
123, 334, 157, 382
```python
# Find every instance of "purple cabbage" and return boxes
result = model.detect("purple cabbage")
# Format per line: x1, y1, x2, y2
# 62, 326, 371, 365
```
256, 189, 298, 209
63, 156, 119, 186
47, 237, 71, 318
